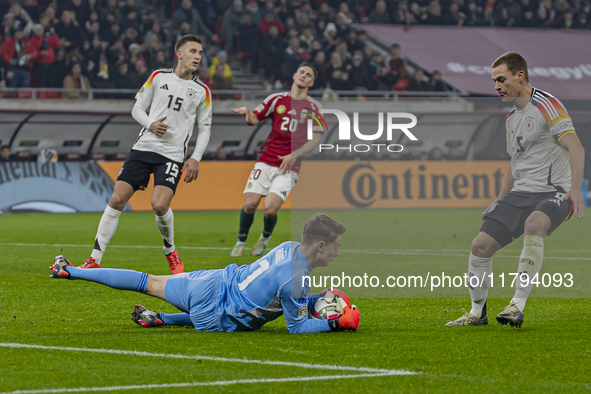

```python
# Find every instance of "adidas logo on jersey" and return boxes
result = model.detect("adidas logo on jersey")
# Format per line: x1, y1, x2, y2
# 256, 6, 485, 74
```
160, 84, 169, 90
166, 176, 176, 184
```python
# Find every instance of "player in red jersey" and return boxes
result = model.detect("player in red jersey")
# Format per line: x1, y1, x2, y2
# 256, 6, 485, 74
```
230, 63, 323, 257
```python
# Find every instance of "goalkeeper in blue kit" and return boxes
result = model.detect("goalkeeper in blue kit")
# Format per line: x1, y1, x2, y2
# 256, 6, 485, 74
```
50, 213, 360, 333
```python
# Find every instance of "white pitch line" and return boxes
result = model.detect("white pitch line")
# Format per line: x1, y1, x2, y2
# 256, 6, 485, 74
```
0, 242, 589, 260
0, 343, 413, 375
0, 372, 405, 394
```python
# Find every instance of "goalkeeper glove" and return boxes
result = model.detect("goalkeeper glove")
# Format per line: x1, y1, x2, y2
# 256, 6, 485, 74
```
328, 305, 360, 332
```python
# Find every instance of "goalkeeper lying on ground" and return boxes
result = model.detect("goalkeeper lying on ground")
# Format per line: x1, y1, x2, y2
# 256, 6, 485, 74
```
50, 213, 360, 333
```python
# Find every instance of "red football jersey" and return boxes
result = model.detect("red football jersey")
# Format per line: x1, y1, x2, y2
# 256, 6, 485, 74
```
252, 92, 323, 173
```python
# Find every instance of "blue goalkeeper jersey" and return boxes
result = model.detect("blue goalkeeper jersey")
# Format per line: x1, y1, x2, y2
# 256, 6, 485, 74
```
218, 241, 331, 333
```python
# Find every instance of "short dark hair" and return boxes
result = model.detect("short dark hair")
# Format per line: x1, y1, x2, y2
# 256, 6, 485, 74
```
391, 43, 400, 49
491, 51, 529, 83
297, 62, 317, 80
302, 213, 346, 245
0, 145, 9, 151
175, 34, 202, 52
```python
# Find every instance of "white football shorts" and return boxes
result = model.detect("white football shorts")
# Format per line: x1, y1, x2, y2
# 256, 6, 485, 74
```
243, 162, 298, 201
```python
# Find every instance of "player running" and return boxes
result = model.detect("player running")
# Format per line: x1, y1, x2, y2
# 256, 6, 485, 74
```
446, 52, 585, 328
229, 63, 323, 257
80, 35, 212, 274
50, 213, 360, 333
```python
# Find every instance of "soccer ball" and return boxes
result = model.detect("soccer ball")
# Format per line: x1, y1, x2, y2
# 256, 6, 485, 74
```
311, 290, 349, 320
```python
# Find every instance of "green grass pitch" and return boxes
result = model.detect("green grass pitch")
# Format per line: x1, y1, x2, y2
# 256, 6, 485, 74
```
0, 209, 590, 393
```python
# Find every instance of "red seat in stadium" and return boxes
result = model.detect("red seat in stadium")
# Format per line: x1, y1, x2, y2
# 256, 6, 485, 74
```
89, 152, 106, 161
15, 150, 32, 161
64, 152, 81, 161
39, 91, 60, 99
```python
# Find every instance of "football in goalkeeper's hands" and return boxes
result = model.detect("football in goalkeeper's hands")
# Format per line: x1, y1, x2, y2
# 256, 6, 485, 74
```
311, 290, 349, 320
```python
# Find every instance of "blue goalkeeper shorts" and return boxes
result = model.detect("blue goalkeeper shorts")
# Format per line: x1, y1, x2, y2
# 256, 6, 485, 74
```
164, 269, 225, 331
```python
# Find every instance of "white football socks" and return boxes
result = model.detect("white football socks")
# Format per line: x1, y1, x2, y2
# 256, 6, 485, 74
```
156, 208, 175, 255
90, 205, 122, 264
512, 235, 544, 312
468, 253, 493, 318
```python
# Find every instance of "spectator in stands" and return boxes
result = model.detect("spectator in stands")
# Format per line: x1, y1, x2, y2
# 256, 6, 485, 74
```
9, 3, 33, 34
237, 13, 262, 73
281, 37, 309, 81
321, 22, 338, 54
465, 1, 485, 26
258, 10, 285, 36
557, 9, 575, 28
209, 50, 233, 80
170, 0, 216, 44
103, 23, 121, 46
408, 69, 430, 91
84, 0, 100, 24
392, 66, 411, 91
30, 23, 59, 88
446, 146, 464, 160
69, 0, 85, 26
300, 27, 315, 53
55, 10, 82, 51
195, 0, 219, 33
261, 24, 283, 83
23, 0, 39, 24
1, 26, 35, 88
422, 0, 443, 25
121, 9, 140, 33
574, 11, 588, 28
220, 0, 244, 53
215, 146, 227, 160
3, 13, 16, 39
392, 1, 413, 24
198, 65, 215, 89
348, 54, 369, 90
0, 145, 11, 162
143, 19, 166, 47
129, 60, 149, 89
335, 12, 352, 37
443, 2, 466, 25
0, 57, 7, 87
429, 147, 445, 160
53, 47, 69, 88
429, 70, 448, 91
153, 50, 168, 69
384, 43, 405, 75
517, 9, 538, 27
62, 62, 91, 99
111, 62, 132, 90
100, 0, 121, 25
245, 0, 261, 24
369, 1, 392, 24
142, 35, 164, 71
311, 51, 327, 90
213, 63, 234, 100
85, 20, 101, 42
122, 27, 140, 50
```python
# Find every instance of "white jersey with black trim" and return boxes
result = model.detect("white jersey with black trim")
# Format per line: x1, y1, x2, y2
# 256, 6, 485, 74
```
132, 68, 213, 163
505, 86, 575, 193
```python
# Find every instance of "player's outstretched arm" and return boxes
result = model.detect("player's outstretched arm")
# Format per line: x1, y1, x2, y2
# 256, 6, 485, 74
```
482, 165, 515, 220
231, 106, 260, 126
559, 133, 585, 218
278, 133, 322, 174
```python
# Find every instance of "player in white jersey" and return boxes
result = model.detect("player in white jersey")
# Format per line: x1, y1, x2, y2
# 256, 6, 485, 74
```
79, 35, 213, 274
446, 52, 585, 328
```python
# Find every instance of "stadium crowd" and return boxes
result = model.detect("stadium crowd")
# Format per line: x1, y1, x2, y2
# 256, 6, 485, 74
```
1, 0, 586, 95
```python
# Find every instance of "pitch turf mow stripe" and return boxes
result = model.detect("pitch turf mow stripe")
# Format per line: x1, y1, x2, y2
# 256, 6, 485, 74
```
0, 372, 405, 394
0, 343, 416, 375
0, 243, 589, 261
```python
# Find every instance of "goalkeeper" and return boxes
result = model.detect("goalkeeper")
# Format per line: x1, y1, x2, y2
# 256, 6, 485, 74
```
50, 213, 360, 333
